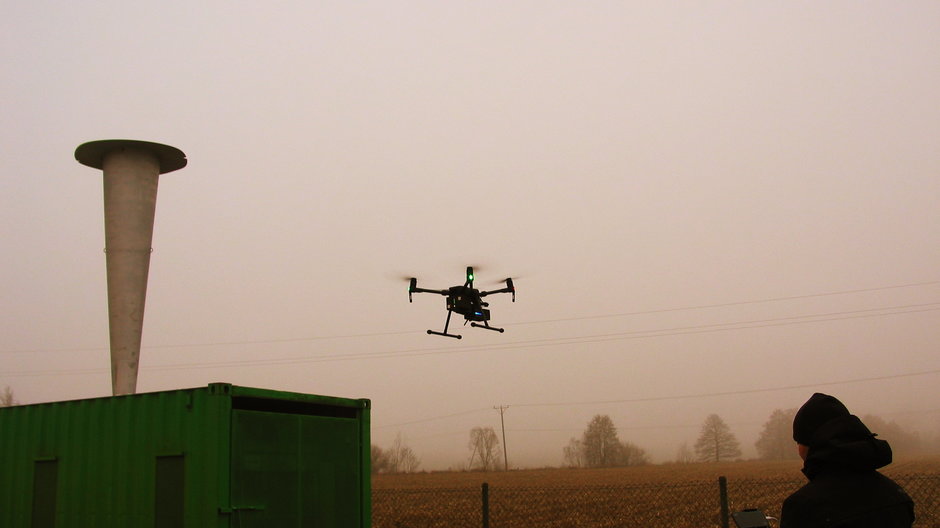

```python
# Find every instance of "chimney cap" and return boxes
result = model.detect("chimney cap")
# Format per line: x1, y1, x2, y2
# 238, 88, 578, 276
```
75, 139, 187, 174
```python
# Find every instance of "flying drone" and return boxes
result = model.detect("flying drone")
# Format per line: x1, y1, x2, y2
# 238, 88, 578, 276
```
407, 267, 515, 339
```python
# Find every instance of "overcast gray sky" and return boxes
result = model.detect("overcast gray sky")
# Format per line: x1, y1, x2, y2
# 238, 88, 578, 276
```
3, 1, 939, 469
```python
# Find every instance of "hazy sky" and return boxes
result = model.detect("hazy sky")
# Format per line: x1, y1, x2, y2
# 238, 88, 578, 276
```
3, 1, 939, 469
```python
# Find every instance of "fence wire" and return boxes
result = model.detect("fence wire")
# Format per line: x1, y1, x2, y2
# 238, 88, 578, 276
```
373, 474, 939, 528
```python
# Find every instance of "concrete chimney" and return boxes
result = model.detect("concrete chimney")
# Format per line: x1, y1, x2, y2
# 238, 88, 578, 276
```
75, 139, 187, 396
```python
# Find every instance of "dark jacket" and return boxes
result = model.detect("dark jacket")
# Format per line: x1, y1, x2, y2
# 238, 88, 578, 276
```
780, 415, 914, 528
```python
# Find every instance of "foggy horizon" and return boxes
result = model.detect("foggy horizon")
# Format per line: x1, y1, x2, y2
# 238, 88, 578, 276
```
3, 2, 939, 471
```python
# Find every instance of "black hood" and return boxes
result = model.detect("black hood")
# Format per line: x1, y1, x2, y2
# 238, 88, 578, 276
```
802, 414, 893, 479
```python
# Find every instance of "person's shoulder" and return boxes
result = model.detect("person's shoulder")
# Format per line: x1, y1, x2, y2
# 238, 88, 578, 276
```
871, 470, 906, 488
871, 471, 915, 505
781, 483, 820, 528
783, 481, 811, 503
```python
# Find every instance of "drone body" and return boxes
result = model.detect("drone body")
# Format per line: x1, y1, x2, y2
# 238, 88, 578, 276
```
408, 267, 515, 339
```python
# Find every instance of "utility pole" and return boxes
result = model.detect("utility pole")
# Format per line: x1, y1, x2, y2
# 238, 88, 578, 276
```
494, 405, 509, 471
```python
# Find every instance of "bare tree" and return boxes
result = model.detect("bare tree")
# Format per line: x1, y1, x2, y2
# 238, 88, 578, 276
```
694, 414, 741, 462
569, 415, 650, 468
675, 441, 694, 464
385, 433, 421, 473
371, 444, 391, 474
620, 440, 650, 466
755, 408, 800, 460
467, 426, 501, 471
582, 414, 622, 467
861, 414, 926, 456
1, 386, 18, 407
562, 437, 584, 468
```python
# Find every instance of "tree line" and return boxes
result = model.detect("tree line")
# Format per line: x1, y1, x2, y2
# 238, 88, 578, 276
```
563, 415, 650, 468
364, 405, 938, 474
751, 407, 936, 460
564, 408, 938, 468
371, 433, 421, 474
561, 413, 739, 467
371, 426, 505, 474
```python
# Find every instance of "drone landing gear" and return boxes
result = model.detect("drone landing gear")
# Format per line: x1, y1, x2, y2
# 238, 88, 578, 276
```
428, 330, 461, 339
471, 322, 504, 333
428, 310, 462, 339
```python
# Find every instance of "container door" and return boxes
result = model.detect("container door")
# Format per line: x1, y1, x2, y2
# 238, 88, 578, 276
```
231, 409, 362, 527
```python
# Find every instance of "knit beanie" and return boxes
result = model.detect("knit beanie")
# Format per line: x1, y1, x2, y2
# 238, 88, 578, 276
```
792, 393, 851, 446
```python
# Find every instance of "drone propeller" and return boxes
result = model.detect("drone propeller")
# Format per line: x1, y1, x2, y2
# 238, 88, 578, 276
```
484, 276, 522, 285
387, 271, 418, 283
484, 276, 519, 295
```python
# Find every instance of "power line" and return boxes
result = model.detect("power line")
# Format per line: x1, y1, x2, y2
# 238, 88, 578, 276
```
508, 369, 940, 409
3, 279, 937, 355
397, 409, 940, 442
374, 408, 492, 429
371, 370, 940, 430
130, 302, 940, 365
0, 328, 421, 355
507, 279, 940, 327
479, 304, 940, 354
4, 301, 939, 377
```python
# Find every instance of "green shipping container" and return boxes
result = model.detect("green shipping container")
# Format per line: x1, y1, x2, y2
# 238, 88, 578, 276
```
0, 383, 371, 527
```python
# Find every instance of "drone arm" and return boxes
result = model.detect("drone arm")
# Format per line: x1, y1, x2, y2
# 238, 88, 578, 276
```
412, 287, 448, 295
408, 278, 450, 302
479, 278, 516, 302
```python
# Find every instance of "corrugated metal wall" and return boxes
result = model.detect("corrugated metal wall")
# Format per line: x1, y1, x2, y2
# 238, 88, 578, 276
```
0, 386, 230, 527
0, 384, 370, 528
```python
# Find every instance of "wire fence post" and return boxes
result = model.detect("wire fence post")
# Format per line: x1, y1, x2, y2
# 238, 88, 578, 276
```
718, 476, 730, 528
482, 482, 490, 528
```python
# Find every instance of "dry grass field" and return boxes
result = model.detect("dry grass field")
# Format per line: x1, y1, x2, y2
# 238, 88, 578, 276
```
374, 456, 940, 489
374, 459, 800, 489
372, 457, 940, 528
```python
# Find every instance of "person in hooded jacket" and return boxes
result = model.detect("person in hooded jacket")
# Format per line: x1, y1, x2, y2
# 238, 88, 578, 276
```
780, 393, 914, 528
